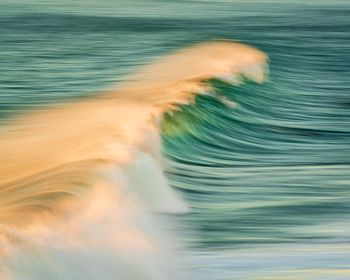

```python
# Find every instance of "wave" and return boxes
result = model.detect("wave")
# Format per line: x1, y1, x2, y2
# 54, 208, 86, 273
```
0, 41, 267, 279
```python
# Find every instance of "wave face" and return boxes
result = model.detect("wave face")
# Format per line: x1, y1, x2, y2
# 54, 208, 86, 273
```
0, 41, 267, 279
1, 1, 350, 279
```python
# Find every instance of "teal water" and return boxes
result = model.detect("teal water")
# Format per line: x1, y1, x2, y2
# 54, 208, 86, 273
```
1, 1, 350, 279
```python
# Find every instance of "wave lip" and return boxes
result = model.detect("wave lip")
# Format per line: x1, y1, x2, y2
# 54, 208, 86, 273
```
112, 41, 267, 109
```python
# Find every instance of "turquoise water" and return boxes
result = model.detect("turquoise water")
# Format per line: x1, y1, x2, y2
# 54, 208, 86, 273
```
1, 1, 350, 279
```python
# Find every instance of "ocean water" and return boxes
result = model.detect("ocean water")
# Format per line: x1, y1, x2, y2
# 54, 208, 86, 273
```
1, 1, 350, 279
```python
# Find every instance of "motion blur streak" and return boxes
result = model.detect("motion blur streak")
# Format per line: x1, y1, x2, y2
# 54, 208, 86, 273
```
1, 1, 350, 279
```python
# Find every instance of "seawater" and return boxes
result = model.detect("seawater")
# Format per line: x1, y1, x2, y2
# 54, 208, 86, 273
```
1, 1, 350, 279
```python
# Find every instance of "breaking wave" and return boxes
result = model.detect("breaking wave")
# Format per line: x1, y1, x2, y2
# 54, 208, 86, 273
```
0, 41, 267, 280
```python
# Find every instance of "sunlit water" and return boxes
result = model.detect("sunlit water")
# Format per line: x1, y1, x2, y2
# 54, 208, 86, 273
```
1, 1, 350, 279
